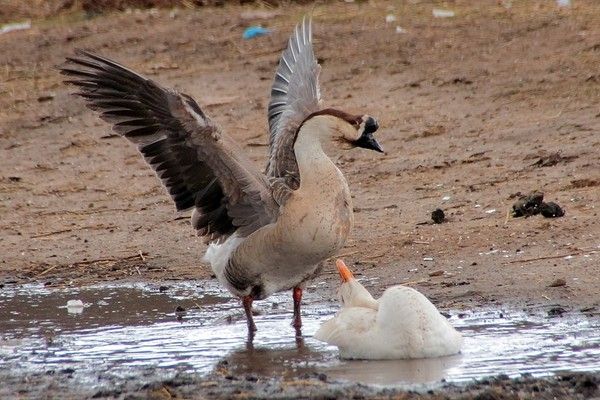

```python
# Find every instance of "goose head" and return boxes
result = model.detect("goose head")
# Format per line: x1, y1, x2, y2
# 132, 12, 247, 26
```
335, 259, 379, 310
299, 109, 383, 153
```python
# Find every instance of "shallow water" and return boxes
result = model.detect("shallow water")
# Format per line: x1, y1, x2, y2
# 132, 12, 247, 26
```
0, 281, 599, 389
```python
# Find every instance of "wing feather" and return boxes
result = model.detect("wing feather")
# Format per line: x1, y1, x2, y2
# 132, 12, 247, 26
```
266, 17, 321, 193
61, 50, 277, 242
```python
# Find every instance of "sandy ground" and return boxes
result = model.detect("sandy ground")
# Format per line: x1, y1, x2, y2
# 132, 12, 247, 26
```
1, 1, 599, 397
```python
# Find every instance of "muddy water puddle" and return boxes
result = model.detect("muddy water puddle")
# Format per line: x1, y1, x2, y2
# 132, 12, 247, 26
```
1, 281, 599, 389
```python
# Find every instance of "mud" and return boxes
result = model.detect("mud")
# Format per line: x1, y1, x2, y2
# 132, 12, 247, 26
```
1, 281, 599, 398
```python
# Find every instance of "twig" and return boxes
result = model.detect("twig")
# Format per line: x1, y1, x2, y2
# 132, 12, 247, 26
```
412, 240, 430, 245
363, 252, 386, 260
31, 224, 118, 238
35, 264, 59, 277
72, 253, 149, 267
330, 250, 359, 259
504, 252, 582, 264
399, 278, 429, 286
31, 228, 73, 238
38, 208, 128, 216
138, 250, 146, 262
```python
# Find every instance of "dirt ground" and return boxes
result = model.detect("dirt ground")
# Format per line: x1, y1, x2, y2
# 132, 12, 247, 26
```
1, 0, 599, 397
0, 369, 598, 399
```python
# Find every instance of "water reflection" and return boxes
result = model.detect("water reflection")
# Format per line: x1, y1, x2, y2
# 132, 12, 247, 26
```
0, 281, 599, 389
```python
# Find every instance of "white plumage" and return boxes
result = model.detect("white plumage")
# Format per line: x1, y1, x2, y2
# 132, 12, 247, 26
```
315, 260, 462, 359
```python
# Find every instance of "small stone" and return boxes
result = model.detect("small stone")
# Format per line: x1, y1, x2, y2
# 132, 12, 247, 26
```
37, 94, 55, 102
549, 278, 567, 287
432, 8, 455, 18
431, 208, 445, 224
548, 306, 566, 317
429, 270, 445, 277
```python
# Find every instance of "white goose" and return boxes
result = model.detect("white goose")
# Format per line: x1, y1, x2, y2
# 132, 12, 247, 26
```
315, 260, 462, 359
61, 18, 383, 333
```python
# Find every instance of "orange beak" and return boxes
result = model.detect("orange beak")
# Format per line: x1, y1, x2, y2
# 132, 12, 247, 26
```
336, 259, 354, 282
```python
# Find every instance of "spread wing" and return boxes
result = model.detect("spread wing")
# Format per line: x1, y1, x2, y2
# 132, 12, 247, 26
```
266, 17, 321, 192
61, 50, 278, 243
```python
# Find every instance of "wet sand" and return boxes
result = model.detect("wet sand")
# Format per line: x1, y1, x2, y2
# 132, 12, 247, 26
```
1, 281, 599, 398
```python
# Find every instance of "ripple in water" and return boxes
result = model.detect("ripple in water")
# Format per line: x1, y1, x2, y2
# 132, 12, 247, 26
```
0, 281, 599, 388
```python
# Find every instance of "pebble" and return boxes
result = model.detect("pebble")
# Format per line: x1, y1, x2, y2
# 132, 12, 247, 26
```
429, 270, 445, 277
549, 278, 567, 287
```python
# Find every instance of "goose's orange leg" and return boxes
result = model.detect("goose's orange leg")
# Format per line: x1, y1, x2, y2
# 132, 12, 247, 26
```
292, 286, 303, 329
242, 295, 257, 332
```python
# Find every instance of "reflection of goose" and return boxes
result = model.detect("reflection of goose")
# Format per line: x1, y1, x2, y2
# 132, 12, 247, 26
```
60, 18, 382, 333
315, 260, 462, 359
218, 336, 318, 378
324, 356, 461, 385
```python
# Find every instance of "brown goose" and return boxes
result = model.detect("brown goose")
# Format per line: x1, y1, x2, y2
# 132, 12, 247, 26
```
61, 17, 383, 333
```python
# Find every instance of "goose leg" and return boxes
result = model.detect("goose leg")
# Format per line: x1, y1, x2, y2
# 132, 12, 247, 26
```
292, 287, 303, 329
242, 295, 257, 333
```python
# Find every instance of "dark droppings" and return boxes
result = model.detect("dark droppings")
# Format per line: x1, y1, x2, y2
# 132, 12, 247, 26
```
431, 208, 446, 224
512, 192, 564, 219
512, 192, 544, 217
541, 201, 565, 218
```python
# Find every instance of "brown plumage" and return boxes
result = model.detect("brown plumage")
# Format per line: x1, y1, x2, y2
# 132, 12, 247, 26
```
60, 17, 383, 334
61, 50, 278, 242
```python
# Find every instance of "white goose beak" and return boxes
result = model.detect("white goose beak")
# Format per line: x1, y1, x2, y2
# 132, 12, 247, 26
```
336, 259, 354, 282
